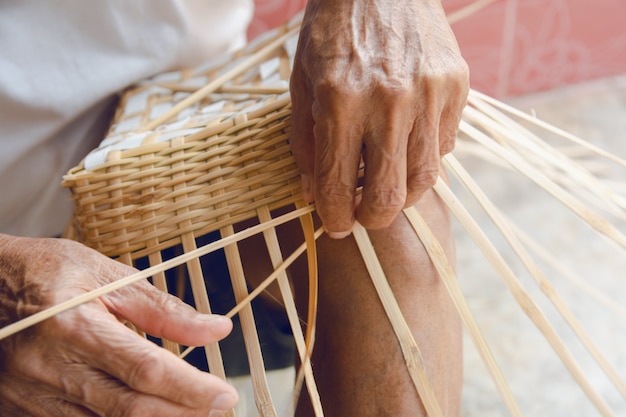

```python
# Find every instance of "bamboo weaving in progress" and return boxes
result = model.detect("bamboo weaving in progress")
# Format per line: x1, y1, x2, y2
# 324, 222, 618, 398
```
2, 8, 625, 417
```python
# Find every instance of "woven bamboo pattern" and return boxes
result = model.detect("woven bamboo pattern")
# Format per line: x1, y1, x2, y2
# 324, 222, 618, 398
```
63, 19, 301, 260
1, 5, 625, 417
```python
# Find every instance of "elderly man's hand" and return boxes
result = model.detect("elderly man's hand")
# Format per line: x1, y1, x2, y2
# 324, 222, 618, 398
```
0, 234, 237, 417
289, 0, 469, 238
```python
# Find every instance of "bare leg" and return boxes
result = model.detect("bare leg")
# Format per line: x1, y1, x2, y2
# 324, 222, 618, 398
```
294, 187, 462, 416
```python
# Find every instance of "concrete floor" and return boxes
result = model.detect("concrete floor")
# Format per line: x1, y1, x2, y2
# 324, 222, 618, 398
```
454, 75, 626, 417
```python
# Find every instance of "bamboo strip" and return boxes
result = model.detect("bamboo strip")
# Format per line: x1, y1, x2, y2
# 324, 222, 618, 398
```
179, 222, 324, 366
215, 112, 276, 416
141, 137, 180, 354
108, 151, 134, 268
443, 153, 626, 400
256, 206, 324, 417
185, 231, 234, 417
458, 119, 626, 250
352, 223, 445, 417
509, 222, 626, 323
433, 178, 616, 417
146, 252, 179, 355
157, 84, 290, 95
221, 224, 277, 417
403, 206, 523, 417
45, 9, 625, 417
224, 227, 324, 320
0, 206, 315, 342
295, 200, 319, 358
454, 140, 514, 170
137, 27, 299, 132
465, 99, 626, 217
476, 101, 624, 181
468, 90, 626, 169
108, 153, 145, 340
447, 0, 501, 25
217, 85, 289, 95
172, 137, 230, 386
287, 201, 322, 417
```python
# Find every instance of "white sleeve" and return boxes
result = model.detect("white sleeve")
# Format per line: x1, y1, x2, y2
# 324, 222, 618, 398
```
0, 0, 253, 237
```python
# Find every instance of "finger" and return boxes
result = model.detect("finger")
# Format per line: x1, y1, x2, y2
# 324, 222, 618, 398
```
438, 87, 467, 157
0, 373, 96, 417
312, 90, 363, 238
103, 279, 233, 347
289, 64, 316, 202
405, 109, 442, 207
356, 99, 413, 229
55, 304, 238, 410
58, 365, 231, 417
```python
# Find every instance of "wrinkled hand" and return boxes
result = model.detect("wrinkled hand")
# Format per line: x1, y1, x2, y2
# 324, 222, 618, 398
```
0, 234, 237, 417
289, 0, 469, 238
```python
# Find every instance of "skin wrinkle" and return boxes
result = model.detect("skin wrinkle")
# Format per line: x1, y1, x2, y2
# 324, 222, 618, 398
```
0, 280, 19, 328
0, 241, 49, 371
354, 0, 416, 84
0, 0, 468, 414
0, 374, 95, 417
58, 364, 104, 409
291, 0, 468, 233
360, 93, 412, 219
0, 234, 238, 415
0, 241, 42, 327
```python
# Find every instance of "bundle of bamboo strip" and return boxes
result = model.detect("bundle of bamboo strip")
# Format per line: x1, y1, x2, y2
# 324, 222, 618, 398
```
1, 4, 624, 417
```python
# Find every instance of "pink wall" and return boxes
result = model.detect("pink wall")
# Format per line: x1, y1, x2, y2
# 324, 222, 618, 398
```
248, 0, 308, 40
249, 0, 626, 97
445, 0, 626, 97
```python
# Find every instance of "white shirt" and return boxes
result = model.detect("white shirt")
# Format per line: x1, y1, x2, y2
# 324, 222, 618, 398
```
0, 0, 253, 237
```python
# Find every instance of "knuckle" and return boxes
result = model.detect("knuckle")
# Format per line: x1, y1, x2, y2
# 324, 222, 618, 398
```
447, 56, 469, 80
317, 181, 353, 200
314, 77, 341, 95
314, 77, 360, 104
45, 304, 90, 340
365, 188, 406, 212
316, 182, 354, 209
126, 350, 163, 393
316, 183, 355, 229
408, 169, 439, 191
457, 58, 470, 79
449, 61, 470, 93
419, 58, 469, 92
359, 188, 406, 228
58, 368, 83, 399
376, 82, 414, 106
439, 138, 456, 156
110, 394, 141, 417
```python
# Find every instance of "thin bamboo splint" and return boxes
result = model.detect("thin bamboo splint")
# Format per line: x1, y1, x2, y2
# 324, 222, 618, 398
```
1, 7, 625, 417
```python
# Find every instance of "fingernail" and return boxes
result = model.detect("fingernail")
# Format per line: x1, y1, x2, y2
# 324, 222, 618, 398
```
326, 230, 352, 239
197, 314, 231, 326
209, 411, 225, 417
211, 392, 238, 411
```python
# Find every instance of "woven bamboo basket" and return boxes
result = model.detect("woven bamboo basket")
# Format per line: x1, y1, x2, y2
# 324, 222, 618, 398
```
2, 4, 625, 417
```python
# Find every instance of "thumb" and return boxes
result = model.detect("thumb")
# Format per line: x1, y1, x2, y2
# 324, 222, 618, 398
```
103, 280, 233, 347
